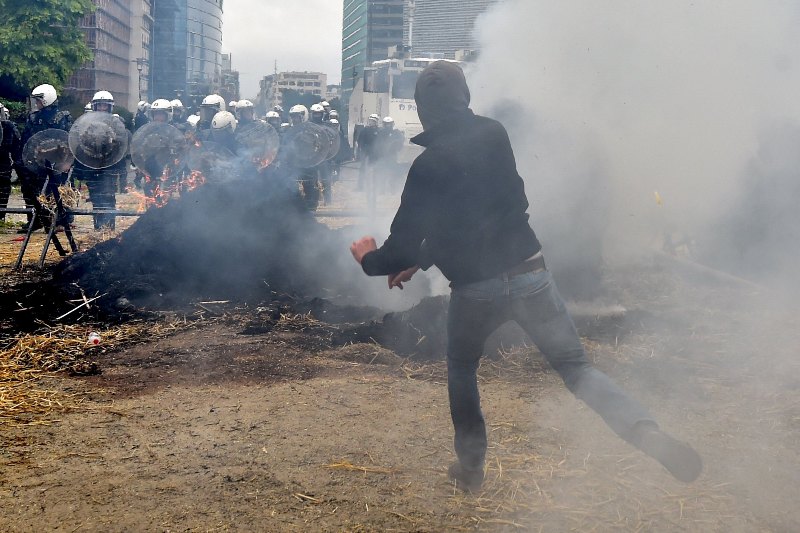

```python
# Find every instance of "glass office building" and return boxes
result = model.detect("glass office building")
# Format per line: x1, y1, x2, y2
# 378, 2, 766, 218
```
404, 0, 497, 59
152, 0, 223, 106
341, 0, 404, 124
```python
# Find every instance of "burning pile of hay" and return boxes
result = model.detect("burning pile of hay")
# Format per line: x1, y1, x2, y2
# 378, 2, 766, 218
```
53, 176, 347, 307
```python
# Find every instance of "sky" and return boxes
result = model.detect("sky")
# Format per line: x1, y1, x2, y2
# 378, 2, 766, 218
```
221, 0, 344, 100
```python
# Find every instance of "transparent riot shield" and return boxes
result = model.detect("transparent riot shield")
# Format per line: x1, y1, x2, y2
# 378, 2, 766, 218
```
234, 121, 280, 169
68, 111, 129, 169
130, 122, 188, 179
320, 123, 341, 161
281, 122, 330, 169
22, 129, 74, 174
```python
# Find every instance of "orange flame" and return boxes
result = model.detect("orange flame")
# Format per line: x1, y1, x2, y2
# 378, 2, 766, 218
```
131, 166, 207, 211
256, 155, 276, 170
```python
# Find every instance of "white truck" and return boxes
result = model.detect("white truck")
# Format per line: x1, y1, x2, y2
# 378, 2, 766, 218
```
348, 56, 461, 162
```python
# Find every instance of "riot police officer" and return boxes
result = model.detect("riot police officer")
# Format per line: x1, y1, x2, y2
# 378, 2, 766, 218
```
265, 110, 282, 132
375, 116, 405, 193
73, 91, 121, 230
134, 101, 150, 131
148, 99, 173, 124
234, 99, 259, 136
309, 103, 326, 125
137, 99, 174, 197
309, 104, 333, 203
197, 94, 226, 141
320, 101, 331, 121
0, 104, 23, 221
18, 84, 73, 232
209, 111, 238, 155
286, 105, 320, 209
170, 99, 187, 125
356, 114, 381, 191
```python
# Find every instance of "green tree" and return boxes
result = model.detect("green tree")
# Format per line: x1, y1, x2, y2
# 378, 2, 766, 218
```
0, 0, 94, 98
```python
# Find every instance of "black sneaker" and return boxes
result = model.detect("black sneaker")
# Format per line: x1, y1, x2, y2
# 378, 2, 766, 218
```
637, 427, 702, 482
447, 462, 484, 493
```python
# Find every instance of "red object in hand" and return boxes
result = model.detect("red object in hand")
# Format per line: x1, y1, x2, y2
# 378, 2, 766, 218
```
11, 237, 25, 242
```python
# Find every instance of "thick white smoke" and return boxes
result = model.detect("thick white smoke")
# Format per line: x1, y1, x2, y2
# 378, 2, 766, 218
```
467, 1, 800, 282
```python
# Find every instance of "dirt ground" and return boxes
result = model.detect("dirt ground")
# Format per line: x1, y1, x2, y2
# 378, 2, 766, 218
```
1, 177, 799, 531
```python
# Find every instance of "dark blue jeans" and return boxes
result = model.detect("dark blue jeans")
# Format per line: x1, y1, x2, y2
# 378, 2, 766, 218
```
447, 268, 654, 469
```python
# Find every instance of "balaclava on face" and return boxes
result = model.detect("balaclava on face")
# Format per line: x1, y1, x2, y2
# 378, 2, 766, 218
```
414, 61, 471, 131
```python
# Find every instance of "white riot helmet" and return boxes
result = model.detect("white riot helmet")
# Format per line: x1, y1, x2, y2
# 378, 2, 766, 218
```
329, 118, 339, 126
84, 102, 92, 112
329, 110, 339, 119
309, 103, 325, 123
289, 104, 308, 124
320, 101, 331, 110
273, 105, 284, 114
265, 110, 281, 128
229, 100, 237, 110
170, 99, 185, 121
200, 94, 226, 122
148, 98, 173, 122
382, 116, 395, 128
91, 90, 114, 112
236, 99, 255, 120
31, 84, 58, 108
368, 113, 380, 125
201, 94, 226, 112
211, 111, 236, 134
137, 100, 148, 113
186, 114, 200, 128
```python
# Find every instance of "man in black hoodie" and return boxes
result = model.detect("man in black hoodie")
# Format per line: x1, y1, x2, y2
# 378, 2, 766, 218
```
350, 61, 701, 492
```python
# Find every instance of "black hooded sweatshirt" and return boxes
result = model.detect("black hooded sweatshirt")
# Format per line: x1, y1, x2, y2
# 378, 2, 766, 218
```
361, 61, 541, 286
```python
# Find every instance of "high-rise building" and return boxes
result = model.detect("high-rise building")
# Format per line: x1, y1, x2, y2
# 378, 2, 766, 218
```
404, 0, 497, 59
129, 0, 154, 107
65, 0, 133, 109
151, 0, 224, 107
341, 0, 404, 122
219, 53, 240, 104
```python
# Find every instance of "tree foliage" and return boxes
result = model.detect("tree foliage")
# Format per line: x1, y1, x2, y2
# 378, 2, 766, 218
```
0, 0, 95, 98
0, 98, 27, 125
279, 89, 321, 112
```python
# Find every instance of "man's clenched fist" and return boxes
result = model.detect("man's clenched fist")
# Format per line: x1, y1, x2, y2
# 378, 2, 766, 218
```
350, 236, 377, 264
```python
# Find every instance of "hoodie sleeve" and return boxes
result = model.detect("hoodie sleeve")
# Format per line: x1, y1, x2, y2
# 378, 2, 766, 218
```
361, 158, 432, 276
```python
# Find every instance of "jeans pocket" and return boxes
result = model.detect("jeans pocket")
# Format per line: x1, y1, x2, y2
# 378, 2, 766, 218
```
514, 277, 567, 323
508, 270, 552, 298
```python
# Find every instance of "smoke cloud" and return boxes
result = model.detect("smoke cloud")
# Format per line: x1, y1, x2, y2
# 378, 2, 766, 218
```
467, 0, 800, 293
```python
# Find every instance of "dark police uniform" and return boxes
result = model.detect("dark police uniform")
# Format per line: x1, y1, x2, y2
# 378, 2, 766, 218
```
0, 119, 23, 219
19, 105, 72, 228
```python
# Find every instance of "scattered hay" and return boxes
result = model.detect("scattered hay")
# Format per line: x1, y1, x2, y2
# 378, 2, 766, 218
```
326, 343, 403, 366
325, 460, 397, 475
0, 320, 194, 429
